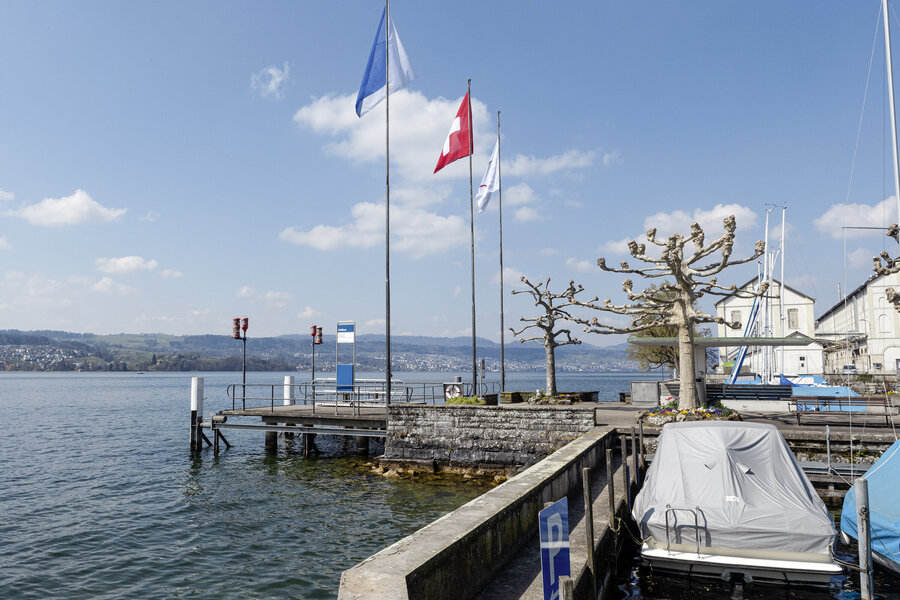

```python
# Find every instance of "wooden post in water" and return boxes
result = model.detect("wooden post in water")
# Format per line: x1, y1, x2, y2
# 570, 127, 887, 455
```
606, 447, 615, 530
559, 575, 574, 600
620, 433, 630, 510
856, 477, 874, 600
190, 377, 203, 451
631, 426, 640, 484
582, 467, 596, 600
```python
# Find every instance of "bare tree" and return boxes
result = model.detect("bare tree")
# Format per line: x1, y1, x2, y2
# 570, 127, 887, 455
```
573, 216, 765, 409
510, 277, 585, 397
872, 224, 900, 311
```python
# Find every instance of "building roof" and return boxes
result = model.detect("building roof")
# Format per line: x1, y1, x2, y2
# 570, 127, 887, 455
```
814, 272, 882, 324
713, 276, 815, 307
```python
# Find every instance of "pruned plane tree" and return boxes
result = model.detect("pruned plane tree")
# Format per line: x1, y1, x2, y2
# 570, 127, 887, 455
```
510, 277, 585, 397
572, 216, 766, 409
872, 224, 900, 311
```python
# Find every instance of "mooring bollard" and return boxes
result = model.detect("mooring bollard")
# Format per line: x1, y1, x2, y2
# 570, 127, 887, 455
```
582, 466, 597, 600
856, 477, 874, 600
190, 377, 204, 451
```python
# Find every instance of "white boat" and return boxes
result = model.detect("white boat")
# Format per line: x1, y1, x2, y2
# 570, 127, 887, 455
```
633, 422, 842, 584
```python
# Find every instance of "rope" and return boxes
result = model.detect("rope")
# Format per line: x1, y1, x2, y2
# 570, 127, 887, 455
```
844, 6, 881, 206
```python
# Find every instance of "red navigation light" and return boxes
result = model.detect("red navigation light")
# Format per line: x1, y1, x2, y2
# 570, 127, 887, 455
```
240, 317, 249, 332
310, 324, 317, 337
232, 317, 241, 339
315, 326, 323, 345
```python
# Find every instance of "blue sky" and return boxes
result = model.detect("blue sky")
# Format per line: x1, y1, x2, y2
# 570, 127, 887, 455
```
3, 1, 900, 342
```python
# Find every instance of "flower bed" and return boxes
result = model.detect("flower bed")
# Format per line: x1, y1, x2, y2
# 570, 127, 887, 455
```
641, 400, 742, 427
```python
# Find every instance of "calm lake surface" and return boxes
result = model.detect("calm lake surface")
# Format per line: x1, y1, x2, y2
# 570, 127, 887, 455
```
5, 370, 892, 599
0, 370, 655, 599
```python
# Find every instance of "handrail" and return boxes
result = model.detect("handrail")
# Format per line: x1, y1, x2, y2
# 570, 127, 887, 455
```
225, 380, 502, 411
664, 504, 702, 557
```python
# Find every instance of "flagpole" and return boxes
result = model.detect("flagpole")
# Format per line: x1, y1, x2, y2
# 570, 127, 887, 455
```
497, 110, 505, 393
384, 0, 392, 405
467, 78, 477, 397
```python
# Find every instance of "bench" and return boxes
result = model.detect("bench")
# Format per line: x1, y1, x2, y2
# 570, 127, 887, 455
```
789, 396, 898, 426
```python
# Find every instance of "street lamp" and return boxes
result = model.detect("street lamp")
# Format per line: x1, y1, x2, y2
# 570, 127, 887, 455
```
232, 317, 248, 402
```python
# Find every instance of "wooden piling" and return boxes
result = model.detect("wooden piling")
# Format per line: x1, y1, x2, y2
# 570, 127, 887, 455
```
559, 575, 574, 600
606, 448, 615, 530
582, 466, 596, 600
631, 426, 639, 484
856, 477, 874, 600
620, 433, 630, 510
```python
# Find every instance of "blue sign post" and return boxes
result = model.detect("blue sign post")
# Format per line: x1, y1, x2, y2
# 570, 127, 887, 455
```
336, 321, 356, 392
539, 497, 570, 600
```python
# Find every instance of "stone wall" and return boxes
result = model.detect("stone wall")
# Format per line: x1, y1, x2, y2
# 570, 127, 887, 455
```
383, 404, 598, 468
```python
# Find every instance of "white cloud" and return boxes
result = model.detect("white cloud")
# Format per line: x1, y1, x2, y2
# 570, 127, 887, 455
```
814, 197, 898, 239
297, 306, 320, 320
643, 203, 757, 239
600, 237, 632, 255
251, 62, 290, 99
566, 257, 594, 273
364, 318, 386, 329
2, 271, 71, 307
280, 201, 467, 258
140, 211, 159, 222
0, 237, 10, 250
513, 206, 544, 222
540, 247, 560, 256
95, 256, 158, 274
602, 150, 623, 167
0, 188, 14, 202
236, 286, 256, 298
504, 149, 596, 177
264, 290, 292, 308
848, 247, 876, 269
453, 285, 462, 298
505, 183, 538, 206
493, 266, 526, 285
160, 269, 183, 279
8, 189, 126, 227
93, 277, 135, 295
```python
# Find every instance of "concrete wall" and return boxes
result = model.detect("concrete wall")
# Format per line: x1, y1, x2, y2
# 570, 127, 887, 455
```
338, 427, 620, 600
383, 404, 598, 468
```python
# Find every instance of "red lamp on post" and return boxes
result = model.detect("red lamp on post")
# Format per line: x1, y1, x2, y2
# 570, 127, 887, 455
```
310, 324, 322, 400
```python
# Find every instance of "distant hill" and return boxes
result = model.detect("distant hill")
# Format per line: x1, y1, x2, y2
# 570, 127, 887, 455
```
0, 330, 637, 373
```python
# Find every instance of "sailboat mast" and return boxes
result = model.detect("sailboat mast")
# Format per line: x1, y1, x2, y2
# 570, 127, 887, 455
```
779, 206, 786, 374
884, 0, 900, 233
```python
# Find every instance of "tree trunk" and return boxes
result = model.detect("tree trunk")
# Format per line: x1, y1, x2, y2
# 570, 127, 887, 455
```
545, 342, 557, 397
677, 321, 699, 410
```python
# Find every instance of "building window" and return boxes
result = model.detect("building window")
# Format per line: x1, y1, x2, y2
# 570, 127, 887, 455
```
730, 310, 741, 325
787, 308, 799, 330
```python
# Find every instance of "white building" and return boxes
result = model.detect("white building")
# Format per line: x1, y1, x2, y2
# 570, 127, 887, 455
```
714, 278, 824, 376
814, 271, 900, 374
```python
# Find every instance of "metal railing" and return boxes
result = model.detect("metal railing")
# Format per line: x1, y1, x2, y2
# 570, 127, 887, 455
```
226, 378, 501, 412
664, 505, 704, 557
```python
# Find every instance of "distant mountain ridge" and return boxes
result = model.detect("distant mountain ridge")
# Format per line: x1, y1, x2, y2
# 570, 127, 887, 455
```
0, 330, 636, 372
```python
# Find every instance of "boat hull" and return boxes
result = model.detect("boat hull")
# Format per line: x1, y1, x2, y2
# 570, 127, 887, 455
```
640, 544, 843, 584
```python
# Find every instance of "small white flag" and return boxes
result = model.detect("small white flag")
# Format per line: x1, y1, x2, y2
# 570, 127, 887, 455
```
476, 140, 500, 213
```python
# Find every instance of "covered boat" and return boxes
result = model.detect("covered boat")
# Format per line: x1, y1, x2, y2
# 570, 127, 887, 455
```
633, 421, 841, 583
841, 439, 900, 575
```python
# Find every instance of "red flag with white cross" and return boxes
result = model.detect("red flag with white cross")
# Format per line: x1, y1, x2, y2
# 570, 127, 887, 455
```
433, 92, 472, 173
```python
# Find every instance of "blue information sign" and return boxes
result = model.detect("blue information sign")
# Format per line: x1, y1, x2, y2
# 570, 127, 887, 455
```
539, 496, 570, 600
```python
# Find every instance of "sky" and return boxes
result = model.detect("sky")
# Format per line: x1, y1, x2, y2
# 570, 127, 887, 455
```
4, 1, 900, 343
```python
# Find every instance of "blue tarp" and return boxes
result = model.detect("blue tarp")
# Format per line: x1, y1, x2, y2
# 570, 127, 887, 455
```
841, 440, 900, 568
791, 385, 859, 399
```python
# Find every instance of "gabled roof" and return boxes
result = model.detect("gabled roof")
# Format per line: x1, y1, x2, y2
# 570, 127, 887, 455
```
713, 276, 815, 307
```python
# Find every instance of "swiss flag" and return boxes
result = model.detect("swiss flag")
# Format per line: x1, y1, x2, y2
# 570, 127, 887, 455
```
433, 92, 472, 173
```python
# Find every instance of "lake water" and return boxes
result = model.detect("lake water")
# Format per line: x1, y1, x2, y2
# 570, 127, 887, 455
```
0, 370, 653, 599
4, 370, 892, 599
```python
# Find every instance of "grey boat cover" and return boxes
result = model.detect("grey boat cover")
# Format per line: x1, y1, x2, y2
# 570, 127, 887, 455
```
633, 421, 836, 555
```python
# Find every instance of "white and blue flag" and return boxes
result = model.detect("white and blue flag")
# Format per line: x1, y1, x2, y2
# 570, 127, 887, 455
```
355, 7, 416, 117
